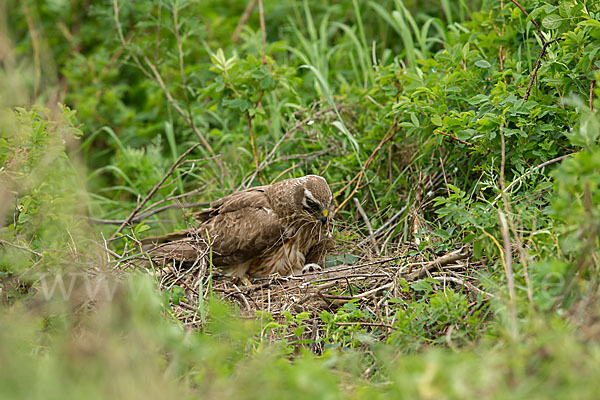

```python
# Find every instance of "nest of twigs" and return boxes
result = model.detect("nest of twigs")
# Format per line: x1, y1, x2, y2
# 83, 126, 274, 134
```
138, 242, 490, 352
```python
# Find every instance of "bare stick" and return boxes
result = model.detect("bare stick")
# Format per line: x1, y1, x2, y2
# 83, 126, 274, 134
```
355, 282, 393, 298
498, 209, 517, 328
232, 0, 259, 43
87, 201, 210, 225
509, 0, 544, 42
335, 117, 400, 215
310, 273, 389, 284
334, 321, 395, 329
353, 198, 380, 255
172, 2, 198, 138
140, 184, 211, 217
304, 255, 408, 278
110, 143, 201, 240
490, 153, 573, 206
258, 0, 266, 44
241, 108, 332, 188
499, 128, 534, 305
406, 248, 470, 280
232, 283, 252, 311
324, 283, 395, 300
113, 0, 225, 180
372, 205, 408, 237
524, 37, 563, 101
590, 79, 596, 111
435, 130, 472, 146
268, 150, 331, 184
0, 238, 42, 257
22, 3, 41, 97
246, 114, 260, 172
430, 276, 493, 298
141, 55, 216, 157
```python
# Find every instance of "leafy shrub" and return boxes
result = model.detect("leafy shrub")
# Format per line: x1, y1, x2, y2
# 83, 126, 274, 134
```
2, 0, 600, 398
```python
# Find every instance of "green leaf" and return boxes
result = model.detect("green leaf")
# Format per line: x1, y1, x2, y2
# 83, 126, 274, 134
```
293, 326, 306, 337
468, 94, 489, 105
410, 112, 420, 127
542, 14, 563, 29
474, 60, 491, 68
320, 311, 333, 323
411, 279, 433, 293
222, 98, 251, 112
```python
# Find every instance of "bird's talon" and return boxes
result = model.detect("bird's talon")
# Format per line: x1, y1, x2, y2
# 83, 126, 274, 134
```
301, 263, 322, 275
240, 276, 252, 286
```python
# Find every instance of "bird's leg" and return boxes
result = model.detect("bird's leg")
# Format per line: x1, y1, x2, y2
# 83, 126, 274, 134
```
301, 263, 322, 274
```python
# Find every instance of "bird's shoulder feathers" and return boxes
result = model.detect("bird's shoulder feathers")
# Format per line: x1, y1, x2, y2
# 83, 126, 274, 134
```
194, 186, 273, 222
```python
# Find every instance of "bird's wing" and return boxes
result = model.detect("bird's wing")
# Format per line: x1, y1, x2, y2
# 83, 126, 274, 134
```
143, 187, 284, 266
199, 206, 285, 266
141, 230, 200, 262
193, 186, 271, 222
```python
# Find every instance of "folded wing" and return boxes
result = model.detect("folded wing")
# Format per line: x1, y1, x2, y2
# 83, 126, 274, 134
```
143, 188, 284, 267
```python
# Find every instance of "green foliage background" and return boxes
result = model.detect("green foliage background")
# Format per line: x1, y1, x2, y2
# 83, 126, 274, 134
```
1, 0, 600, 398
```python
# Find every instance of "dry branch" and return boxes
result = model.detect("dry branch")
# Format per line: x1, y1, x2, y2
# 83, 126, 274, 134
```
490, 153, 573, 206
241, 107, 334, 188
431, 275, 492, 298
112, 0, 226, 180
110, 143, 201, 240
435, 130, 472, 146
405, 248, 470, 280
524, 37, 563, 101
232, 0, 259, 43
353, 198, 380, 255
0, 238, 42, 258
334, 116, 400, 215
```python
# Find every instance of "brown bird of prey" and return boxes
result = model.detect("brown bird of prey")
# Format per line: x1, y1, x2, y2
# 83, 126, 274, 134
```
142, 175, 333, 278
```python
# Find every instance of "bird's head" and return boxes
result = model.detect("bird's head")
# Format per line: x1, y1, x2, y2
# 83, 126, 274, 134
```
293, 175, 332, 225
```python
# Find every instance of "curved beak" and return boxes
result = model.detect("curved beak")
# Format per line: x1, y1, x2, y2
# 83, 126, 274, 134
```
319, 209, 329, 225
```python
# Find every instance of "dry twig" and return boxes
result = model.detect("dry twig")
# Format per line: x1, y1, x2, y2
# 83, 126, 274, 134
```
241, 107, 333, 188
435, 130, 472, 146
524, 37, 563, 101
406, 249, 469, 280
0, 238, 42, 258
490, 153, 573, 206
335, 117, 400, 215
232, 0, 259, 43
353, 198, 380, 255
112, 0, 226, 180
110, 143, 201, 240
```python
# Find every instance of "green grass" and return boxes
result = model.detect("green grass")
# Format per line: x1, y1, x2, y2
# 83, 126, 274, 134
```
2, 0, 600, 398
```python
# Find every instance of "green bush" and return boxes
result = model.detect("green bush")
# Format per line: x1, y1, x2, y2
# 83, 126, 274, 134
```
2, 0, 600, 398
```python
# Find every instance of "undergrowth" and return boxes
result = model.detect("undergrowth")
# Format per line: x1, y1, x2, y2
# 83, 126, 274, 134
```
1, 0, 600, 398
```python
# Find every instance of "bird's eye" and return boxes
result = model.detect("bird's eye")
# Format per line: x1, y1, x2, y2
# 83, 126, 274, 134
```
304, 199, 319, 211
